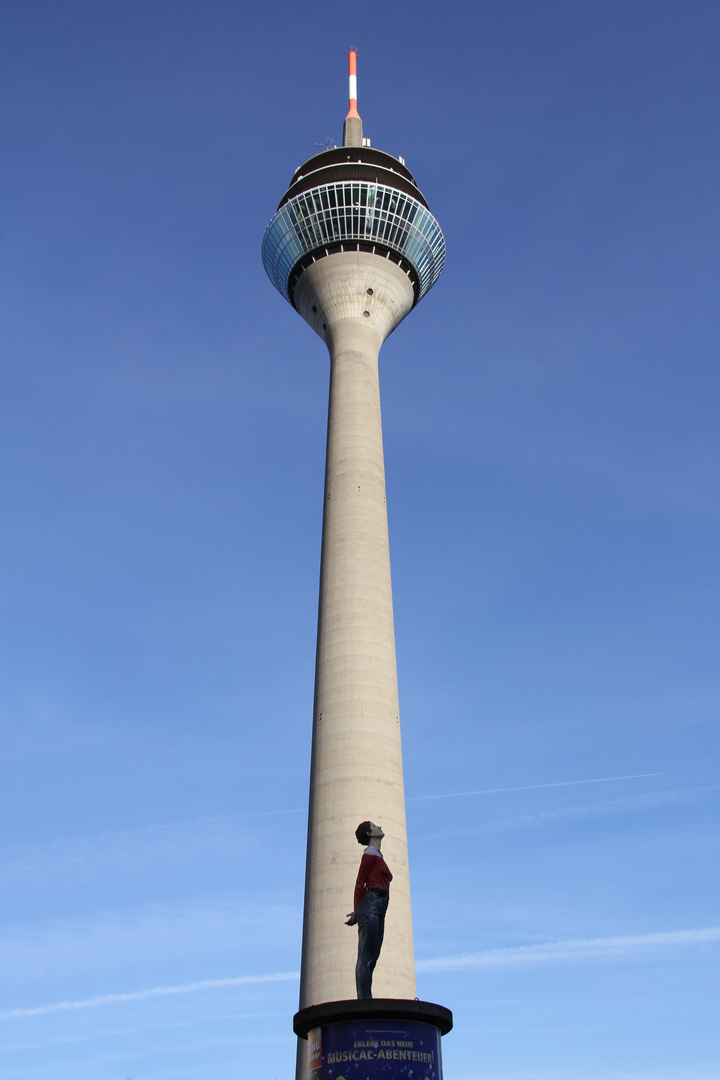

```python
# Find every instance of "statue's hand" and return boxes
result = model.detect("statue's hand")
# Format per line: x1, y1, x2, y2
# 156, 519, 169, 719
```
345, 911, 357, 926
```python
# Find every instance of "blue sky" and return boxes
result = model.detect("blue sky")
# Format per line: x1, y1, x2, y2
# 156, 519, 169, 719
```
1, 1, 718, 1078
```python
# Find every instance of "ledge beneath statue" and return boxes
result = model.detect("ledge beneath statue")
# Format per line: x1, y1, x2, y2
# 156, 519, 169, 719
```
294, 998, 453, 1038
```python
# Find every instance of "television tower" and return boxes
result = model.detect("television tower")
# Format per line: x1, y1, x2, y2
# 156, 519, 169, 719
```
262, 51, 449, 1079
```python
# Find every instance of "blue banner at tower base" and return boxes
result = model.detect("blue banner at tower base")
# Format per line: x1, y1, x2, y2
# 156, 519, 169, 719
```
295, 996, 453, 1080
308, 1018, 443, 1080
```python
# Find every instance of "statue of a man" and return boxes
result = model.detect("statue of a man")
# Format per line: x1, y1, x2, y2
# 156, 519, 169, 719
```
345, 821, 393, 998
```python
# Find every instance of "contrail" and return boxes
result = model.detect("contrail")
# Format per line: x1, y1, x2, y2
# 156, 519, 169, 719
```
4, 776, 664, 866
416, 927, 720, 972
0, 971, 300, 1022
7, 925, 715, 1024
407, 772, 662, 802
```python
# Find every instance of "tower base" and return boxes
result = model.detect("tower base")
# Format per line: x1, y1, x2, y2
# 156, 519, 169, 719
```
294, 999, 453, 1079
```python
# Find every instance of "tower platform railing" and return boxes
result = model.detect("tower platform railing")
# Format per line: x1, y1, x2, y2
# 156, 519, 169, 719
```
262, 180, 445, 305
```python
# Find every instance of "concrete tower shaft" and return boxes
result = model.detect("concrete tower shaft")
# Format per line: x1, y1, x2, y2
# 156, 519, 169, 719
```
260, 51, 445, 1080
294, 252, 416, 1009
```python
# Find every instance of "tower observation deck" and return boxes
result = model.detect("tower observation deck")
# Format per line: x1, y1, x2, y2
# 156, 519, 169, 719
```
262, 144, 445, 307
262, 50, 448, 1080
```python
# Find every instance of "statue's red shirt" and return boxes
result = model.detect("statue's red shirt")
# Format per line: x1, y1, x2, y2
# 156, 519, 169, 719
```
353, 847, 393, 910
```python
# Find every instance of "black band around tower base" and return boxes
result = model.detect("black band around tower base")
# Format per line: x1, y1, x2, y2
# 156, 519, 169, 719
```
293, 998, 453, 1039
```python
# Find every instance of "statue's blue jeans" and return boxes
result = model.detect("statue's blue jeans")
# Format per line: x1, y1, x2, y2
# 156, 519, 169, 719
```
355, 888, 389, 999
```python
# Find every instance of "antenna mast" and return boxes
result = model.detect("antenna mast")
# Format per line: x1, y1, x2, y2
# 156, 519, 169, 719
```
342, 47, 363, 147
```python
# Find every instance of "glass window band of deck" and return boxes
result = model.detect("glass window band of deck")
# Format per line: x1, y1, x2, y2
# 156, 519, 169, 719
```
262, 181, 445, 304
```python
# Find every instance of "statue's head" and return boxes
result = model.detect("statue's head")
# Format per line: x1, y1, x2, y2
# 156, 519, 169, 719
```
355, 821, 373, 845
356, 821, 383, 845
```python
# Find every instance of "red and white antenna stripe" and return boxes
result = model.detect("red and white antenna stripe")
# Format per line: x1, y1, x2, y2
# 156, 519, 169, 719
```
346, 47, 360, 120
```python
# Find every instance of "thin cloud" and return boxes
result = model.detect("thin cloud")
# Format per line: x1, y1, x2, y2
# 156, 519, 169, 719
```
0, 971, 300, 1023
455, 1070, 720, 1080
4, 805, 306, 865
1, 775, 668, 885
473, 785, 717, 834
1, 808, 306, 892
1, 895, 301, 985
416, 927, 720, 972
7, 928, 717, 1025
407, 772, 662, 802
416, 785, 717, 842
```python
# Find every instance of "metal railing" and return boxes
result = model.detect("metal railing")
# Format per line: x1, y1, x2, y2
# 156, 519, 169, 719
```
262, 180, 445, 303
